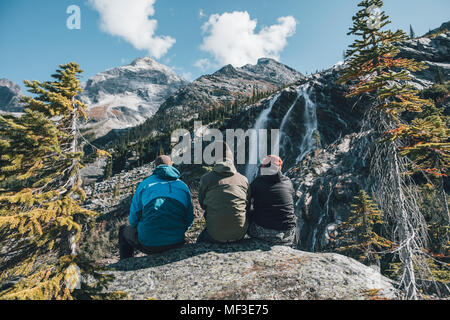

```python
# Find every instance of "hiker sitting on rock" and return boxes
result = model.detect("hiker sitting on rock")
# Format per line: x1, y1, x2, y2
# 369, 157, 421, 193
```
196, 141, 251, 244
119, 155, 194, 260
247, 155, 296, 246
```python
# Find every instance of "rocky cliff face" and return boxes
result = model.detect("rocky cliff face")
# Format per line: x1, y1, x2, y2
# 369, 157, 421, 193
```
0, 78, 23, 113
399, 32, 450, 84
284, 31, 450, 252
218, 30, 449, 252
222, 62, 366, 177
79, 57, 188, 139
157, 58, 304, 121
286, 132, 372, 252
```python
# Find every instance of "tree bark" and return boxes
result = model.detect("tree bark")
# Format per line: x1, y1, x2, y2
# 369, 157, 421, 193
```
392, 147, 418, 300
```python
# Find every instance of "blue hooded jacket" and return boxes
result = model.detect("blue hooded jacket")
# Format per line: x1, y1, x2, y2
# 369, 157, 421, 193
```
129, 165, 194, 247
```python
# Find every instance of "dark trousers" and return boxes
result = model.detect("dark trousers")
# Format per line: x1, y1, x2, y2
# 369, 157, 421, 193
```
118, 225, 185, 260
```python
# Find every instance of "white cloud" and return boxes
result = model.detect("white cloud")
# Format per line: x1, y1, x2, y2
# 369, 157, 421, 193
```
199, 11, 297, 67
89, 0, 175, 59
181, 72, 193, 81
199, 9, 206, 19
194, 58, 217, 72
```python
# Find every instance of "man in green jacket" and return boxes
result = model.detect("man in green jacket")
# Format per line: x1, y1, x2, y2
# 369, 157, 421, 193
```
196, 141, 250, 243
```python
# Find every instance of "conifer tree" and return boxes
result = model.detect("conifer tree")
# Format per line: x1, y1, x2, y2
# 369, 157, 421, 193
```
397, 115, 449, 220
0, 63, 114, 300
339, 1, 429, 120
409, 25, 416, 39
396, 89, 450, 270
435, 66, 445, 84
338, 0, 434, 299
104, 158, 113, 180
158, 144, 165, 156
333, 191, 393, 266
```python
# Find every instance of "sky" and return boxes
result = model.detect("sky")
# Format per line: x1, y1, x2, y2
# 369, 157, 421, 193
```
0, 0, 449, 93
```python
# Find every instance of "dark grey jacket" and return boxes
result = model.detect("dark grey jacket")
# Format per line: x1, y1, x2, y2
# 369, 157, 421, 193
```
249, 170, 296, 231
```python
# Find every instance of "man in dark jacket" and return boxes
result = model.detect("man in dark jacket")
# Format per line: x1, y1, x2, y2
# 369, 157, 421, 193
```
248, 155, 296, 246
196, 141, 250, 243
119, 155, 194, 260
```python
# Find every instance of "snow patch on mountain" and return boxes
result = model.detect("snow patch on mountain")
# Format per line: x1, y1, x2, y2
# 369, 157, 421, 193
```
80, 57, 188, 138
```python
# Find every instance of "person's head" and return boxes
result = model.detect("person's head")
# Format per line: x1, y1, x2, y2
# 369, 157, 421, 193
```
260, 155, 283, 176
155, 155, 173, 167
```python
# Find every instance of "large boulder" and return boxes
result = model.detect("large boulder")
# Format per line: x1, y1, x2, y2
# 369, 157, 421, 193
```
104, 240, 398, 300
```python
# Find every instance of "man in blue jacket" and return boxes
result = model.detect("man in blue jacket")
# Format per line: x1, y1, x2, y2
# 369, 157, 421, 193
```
119, 155, 194, 260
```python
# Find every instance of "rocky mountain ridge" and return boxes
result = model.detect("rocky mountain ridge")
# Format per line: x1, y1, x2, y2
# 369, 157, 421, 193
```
79, 57, 188, 139
0, 78, 23, 114
156, 58, 304, 121
78, 57, 303, 141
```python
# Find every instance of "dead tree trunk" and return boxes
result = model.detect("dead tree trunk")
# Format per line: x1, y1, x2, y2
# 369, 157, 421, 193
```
363, 108, 429, 300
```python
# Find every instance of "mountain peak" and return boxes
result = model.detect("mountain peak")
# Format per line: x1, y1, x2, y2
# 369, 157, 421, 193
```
424, 20, 450, 37
130, 57, 156, 67
256, 57, 279, 65
0, 78, 23, 113
0, 78, 21, 95
213, 64, 238, 77
241, 58, 304, 84
79, 58, 188, 139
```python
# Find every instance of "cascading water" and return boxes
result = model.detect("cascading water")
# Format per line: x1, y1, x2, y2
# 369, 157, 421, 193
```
245, 83, 318, 181
275, 83, 309, 158
275, 87, 302, 155
245, 93, 281, 182
295, 85, 318, 163
310, 184, 333, 252
275, 83, 318, 166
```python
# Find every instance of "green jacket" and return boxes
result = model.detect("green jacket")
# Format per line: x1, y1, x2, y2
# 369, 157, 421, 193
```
199, 160, 250, 242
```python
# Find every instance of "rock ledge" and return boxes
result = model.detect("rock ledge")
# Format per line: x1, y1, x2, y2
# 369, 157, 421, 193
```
104, 240, 398, 300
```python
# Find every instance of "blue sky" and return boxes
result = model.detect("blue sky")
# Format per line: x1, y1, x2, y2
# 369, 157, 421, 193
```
1, 0, 449, 93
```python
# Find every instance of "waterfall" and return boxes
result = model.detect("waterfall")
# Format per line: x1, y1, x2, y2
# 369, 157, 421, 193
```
310, 184, 333, 252
244, 83, 318, 181
276, 83, 318, 165
245, 93, 281, 182
295, 85, 318, 163
275, 84, 308, 157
